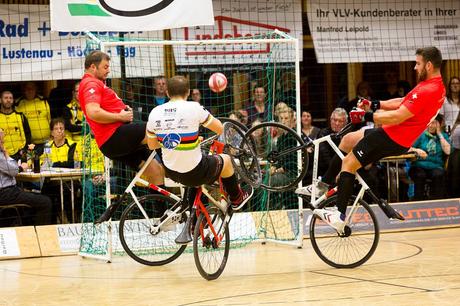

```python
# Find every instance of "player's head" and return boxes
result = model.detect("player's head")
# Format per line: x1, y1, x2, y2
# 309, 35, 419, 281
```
0, 91, 14, 110
167, 76, 190, 99
415, 47, 442, 82
84, 51, 111, 81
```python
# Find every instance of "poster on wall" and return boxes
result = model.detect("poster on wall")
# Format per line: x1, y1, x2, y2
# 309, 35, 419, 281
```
171, 0, 303, 66
307, 0, 460, 63
0, 5, 163, 82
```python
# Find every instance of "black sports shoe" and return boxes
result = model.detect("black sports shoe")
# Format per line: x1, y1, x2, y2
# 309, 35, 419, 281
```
94, 201, 121, 224
230, 185, 254, 211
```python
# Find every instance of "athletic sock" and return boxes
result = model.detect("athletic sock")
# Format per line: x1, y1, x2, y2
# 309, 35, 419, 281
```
221, 174, 242, 202
336, 171, 355, 215
322, 150, 347, 185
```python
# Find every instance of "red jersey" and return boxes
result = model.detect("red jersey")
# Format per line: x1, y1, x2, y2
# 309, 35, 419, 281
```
79, 73, 126, 147
383, 76, 445, 148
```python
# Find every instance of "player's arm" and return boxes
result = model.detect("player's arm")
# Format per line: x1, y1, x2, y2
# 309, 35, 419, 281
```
379, 98, 404, 110
85, 103, 132, 124
350, 104, 413, 125
358, 97, 403, 111
146, 129, 161, 150
202, 115, 223, 135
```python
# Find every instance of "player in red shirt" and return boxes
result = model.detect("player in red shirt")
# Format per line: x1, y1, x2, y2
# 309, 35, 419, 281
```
311, 47, 445, 232
79, 51, 164, 222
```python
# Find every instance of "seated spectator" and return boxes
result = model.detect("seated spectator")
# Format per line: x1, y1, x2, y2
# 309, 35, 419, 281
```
317, 108, 348, 177
15, 81, 51, 154
274, 102, 290, 121
300, 110, 320, 185
41, 118, 82, 222
0, 91, 31, 161
440, 76, 460, 133
0, 128, 52, 225
62, 82, 83, 144
409, 115, 451, 200
447, 116, 460, 198
246, 86, 269, 126
397, 80, 411, 98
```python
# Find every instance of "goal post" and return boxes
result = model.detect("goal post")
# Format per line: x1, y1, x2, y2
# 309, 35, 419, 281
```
78, 30, 304, 261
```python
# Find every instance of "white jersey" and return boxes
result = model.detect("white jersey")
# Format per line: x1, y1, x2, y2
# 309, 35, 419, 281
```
146, 101, 212, 173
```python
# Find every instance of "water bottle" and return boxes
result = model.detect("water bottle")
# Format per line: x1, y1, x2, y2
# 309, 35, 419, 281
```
42, 142, 52, 170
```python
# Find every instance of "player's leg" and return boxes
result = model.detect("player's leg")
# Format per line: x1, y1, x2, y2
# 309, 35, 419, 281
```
219, 154, 253, 210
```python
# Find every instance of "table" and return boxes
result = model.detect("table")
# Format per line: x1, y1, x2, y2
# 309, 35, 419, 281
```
16, 168, 89, 223
379, 153, 416, 203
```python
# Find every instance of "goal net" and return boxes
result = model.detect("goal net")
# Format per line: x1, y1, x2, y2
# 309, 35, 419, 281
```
79, 31, 303, 261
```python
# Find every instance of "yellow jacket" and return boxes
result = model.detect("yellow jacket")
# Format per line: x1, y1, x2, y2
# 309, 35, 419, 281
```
15, 96, 51, 144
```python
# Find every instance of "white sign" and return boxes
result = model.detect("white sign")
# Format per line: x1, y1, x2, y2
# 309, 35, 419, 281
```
171, 0, 303, 66
50, 0, 215, 31
0, 5, 163, 81
0, 229, 21, 257
307, 0, 460, 63
56, 224, 83, 253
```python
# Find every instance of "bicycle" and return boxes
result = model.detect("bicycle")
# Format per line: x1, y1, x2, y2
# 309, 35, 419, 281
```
244, 121, 405, 268
98, 121, 260, 280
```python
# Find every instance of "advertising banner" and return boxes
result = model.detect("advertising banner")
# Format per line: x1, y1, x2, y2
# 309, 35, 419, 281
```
171, 0, 303, 66
306, 0, 460, 63
0, 5, 163, 81
50, 0, 214, 31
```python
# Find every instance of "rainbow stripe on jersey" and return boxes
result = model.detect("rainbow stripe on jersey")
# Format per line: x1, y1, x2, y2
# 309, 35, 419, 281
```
156, 131, 200, 151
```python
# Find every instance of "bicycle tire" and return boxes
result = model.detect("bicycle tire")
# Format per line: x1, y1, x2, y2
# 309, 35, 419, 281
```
222, 121, 262, 188
193, 207, 230, 280
245, 121, 308, 191
119, 194, 187, 266
309, 195, 380, 268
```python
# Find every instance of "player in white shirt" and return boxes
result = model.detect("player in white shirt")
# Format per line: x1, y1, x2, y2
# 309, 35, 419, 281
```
146, 76, 253, 210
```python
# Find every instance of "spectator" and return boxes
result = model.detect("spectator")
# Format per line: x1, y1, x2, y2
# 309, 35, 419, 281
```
62, 82, 83, 143
409, 114, 451, 200
190, 88, 202, 103
397, 80, 412, 97
447, 116, 460, 197
0, 91, 31, 161
378, 69, 400, 100
15, 81, 51, 154
246, 86, 269, 126
274, 102, 290, 121
0, 128, 52, 225
339, 81, 373, 115
300, 110, 321, 185
317, 108, 348, 177
41, 118, 79, 168
228, 110, 246, 124
440, 76, 460, 133
142, 76, 169, 121
48, 82, 73, 119
41, 118, 81, 222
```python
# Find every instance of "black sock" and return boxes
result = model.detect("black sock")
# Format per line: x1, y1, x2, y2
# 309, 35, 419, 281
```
336, 171, 355, 215
322, 150, 347, 185
221, 174, 241, 201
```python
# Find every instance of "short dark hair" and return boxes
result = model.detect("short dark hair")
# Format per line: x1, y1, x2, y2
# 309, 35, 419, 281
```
167, 76, 190, 98
84, 51, 110, 69
50, 117, 65, 130
416, 47, 442, 69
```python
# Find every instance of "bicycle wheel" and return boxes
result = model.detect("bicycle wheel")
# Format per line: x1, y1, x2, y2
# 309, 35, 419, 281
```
193, 207, 230, 280
222, 121, 261, 188
309, 195, 380, 268
119, 194, 187, 266
245, 122, 308, 191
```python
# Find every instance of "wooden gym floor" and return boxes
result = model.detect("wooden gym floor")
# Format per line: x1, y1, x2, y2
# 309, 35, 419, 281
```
0, 227, 459, 306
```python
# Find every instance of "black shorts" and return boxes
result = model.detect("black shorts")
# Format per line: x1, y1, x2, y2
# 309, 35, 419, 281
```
100, 123, 152, 169
352, 127, 409, 167
164, 155, 223, 187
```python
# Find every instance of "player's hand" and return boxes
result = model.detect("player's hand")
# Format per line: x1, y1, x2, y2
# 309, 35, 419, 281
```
349, 108, 366, 124
357, 98, 372, 111
119, 108, 133, 122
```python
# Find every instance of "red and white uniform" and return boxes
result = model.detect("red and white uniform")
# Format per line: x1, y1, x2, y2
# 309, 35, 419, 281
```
79, 73, 127, 147
383, 76, 445, 148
